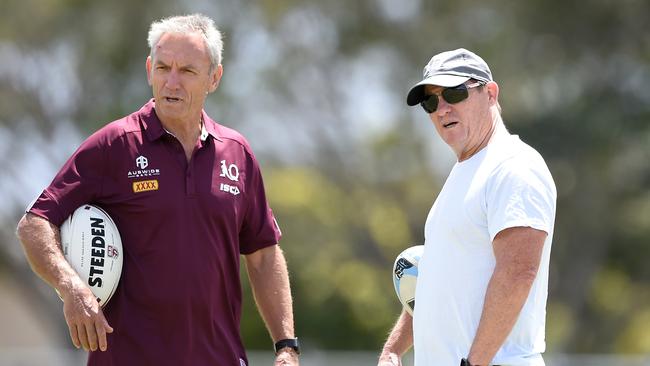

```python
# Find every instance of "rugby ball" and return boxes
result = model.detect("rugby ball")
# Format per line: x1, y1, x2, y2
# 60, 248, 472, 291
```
60, 204, 123, 307
392, 245, 424, 315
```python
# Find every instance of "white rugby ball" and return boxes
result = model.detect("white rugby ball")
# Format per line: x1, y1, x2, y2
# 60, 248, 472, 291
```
60, 204, 123, 307
392, 245, 424, 315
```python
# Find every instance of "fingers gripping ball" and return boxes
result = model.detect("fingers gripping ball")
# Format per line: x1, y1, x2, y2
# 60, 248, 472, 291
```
60, 205, 123, 307
392, 245, 424, 315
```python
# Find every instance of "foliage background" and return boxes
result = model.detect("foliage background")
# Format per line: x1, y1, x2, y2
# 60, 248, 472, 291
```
1, 0, 649, 356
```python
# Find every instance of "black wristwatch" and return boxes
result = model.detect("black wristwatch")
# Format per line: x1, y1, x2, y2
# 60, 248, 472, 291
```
461, 358, 492, 366
274, 338, 300, 355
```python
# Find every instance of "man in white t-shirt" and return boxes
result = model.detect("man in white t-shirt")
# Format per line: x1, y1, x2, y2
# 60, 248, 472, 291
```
377, 48, 556, 366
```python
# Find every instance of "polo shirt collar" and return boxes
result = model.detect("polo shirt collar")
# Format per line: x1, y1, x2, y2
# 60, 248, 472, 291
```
200, 109, 223, 142
139, 99, 223, 143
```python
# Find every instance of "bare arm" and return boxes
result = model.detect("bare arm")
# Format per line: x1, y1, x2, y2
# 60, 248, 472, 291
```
244, 244, 298, 366
467, 226, 546, 365
378, 310, 413, 366
16, 213, 112, 351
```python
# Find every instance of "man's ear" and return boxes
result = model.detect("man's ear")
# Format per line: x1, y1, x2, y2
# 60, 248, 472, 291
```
208, 64, 223, 93
486, 81, 499, 106
146, 56, 153, 86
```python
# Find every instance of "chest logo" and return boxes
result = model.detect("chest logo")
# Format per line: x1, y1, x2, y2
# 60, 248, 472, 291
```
133, 180, 159, 193
128, 155, 160, 179
219, 160, 239, 182
220, 183, 240, 196
135, 155, 148, 169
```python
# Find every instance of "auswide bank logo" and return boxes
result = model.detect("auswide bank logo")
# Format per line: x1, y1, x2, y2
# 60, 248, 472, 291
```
136, 155, 148, 169
128, 155, 160, 179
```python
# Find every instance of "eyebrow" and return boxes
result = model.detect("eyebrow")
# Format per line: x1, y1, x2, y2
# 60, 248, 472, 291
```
154, 59, 198, 71
154, 59, 169, 67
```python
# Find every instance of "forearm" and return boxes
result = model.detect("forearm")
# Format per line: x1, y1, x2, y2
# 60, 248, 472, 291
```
16, 213, 83, 295
380, 310, 413, 358
468, 265, 537, 364
245, 245, 295, 341
17, 213, 113, 351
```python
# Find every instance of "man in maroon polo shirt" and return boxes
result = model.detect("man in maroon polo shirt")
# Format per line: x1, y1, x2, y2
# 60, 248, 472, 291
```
16, 14, 299, 366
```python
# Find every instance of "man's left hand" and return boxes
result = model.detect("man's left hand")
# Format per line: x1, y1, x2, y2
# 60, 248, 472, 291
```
274, 348, 299, 365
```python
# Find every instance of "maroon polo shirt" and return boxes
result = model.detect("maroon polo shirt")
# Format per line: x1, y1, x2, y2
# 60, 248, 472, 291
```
28, 100, 281, 366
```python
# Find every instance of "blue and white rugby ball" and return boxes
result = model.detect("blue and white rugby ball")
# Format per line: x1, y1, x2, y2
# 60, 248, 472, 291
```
392, 245, 424, 315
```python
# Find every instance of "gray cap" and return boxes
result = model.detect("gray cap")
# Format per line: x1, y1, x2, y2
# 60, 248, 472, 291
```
406, 48, 493, 106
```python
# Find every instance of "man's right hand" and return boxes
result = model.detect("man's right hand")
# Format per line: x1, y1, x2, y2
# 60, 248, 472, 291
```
16, 214, 114, 352
61, 278, 113, 352
378, 352, 402, 366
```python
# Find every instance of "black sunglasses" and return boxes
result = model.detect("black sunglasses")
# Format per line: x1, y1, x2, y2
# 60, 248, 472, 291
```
420, 81, 485, 113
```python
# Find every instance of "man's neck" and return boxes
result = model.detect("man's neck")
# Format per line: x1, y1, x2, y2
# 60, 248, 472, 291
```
457, 114, 506, 162
160, 115, 204, 164
160, 115, 202, 145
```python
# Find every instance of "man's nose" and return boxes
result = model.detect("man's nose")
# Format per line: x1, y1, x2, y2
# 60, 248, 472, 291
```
165, 69, 181, 90
436, 96, 452, 116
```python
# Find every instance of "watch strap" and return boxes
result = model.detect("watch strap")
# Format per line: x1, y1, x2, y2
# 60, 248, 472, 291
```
461, 358, 499, 366
274, 338, 300, 355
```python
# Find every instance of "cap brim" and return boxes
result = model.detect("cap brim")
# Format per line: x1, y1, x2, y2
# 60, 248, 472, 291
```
406, 75, 471, 106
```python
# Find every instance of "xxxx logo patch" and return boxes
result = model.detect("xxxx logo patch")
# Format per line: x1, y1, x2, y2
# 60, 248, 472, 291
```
133, 180, 159, 193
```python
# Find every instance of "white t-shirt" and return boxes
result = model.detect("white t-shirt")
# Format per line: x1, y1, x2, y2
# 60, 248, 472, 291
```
413, 128, 556, 366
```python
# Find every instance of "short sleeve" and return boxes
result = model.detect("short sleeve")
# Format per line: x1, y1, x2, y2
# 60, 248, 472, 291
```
238, 149, 281, 254
486, 156, 556, 241
28, 133, 106, 226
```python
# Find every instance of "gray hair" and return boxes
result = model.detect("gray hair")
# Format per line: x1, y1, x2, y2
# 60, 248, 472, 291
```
147, 14, 223, 69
